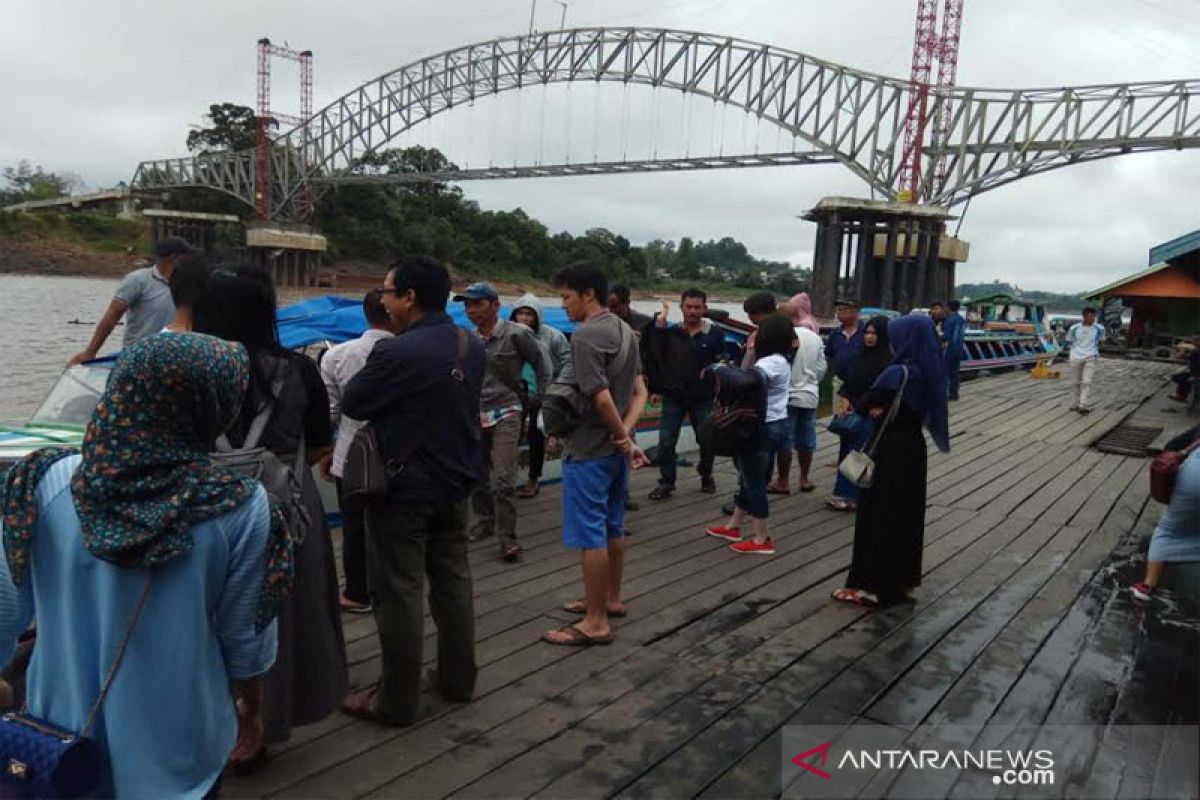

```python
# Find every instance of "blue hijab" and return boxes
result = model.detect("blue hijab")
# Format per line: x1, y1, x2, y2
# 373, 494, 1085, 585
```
873, 315, 950, 452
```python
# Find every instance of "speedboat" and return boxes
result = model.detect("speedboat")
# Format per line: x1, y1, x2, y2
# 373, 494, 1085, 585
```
0, 362, 107, 470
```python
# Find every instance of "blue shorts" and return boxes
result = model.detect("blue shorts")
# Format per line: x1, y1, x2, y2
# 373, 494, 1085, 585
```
788, 406, 818, 454
561, 453, 629, 550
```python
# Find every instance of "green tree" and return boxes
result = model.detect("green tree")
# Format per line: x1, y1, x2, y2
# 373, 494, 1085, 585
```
1, 160, 81, 204
186, 103, 258, 153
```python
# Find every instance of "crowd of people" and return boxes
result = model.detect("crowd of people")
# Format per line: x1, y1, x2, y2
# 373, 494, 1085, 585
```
10, 237, 1194, 797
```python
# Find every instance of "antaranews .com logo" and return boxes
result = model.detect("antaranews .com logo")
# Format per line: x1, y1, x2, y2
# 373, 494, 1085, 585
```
780, 724, 1199, 799
792, 739, 1054, 786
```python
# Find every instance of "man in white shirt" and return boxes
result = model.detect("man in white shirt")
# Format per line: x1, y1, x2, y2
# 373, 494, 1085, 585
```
1065, 306, 1105, 413
770, 325, 828, 494
319, 289, 397, 611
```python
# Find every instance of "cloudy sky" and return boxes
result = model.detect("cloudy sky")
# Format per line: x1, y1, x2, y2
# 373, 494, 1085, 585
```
2, 0, 1198, 292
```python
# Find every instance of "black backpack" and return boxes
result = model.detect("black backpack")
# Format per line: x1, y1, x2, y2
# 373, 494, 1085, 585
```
696, 366, 766, 457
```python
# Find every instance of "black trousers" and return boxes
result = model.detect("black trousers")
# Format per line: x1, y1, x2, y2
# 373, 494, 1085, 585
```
523, 407, 545, 481
335, 478, 369, 603
365, 499, 477, 724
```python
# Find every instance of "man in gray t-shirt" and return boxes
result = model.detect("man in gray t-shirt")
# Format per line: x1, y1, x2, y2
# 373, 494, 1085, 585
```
69, 236, 196, 365
542, 262, 649, 649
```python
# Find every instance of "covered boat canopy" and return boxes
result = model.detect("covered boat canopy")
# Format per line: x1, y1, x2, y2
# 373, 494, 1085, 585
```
275, 295, 580, 349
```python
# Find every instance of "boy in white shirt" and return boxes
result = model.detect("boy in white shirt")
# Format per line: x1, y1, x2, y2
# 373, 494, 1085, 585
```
769, 325, 828, 493
1065, 306, 1105, 413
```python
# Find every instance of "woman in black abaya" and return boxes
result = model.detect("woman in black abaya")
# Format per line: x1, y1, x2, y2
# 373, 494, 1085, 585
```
832, 315, 950, 607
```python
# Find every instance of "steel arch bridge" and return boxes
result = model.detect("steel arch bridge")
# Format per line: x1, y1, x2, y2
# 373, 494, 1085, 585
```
133, 26, 1200, 219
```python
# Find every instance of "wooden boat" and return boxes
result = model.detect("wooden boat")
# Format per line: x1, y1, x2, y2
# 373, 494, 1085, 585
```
958, 292, 1061, 373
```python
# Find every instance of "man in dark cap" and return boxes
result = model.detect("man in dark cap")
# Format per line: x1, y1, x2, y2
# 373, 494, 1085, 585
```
455, 281, 549, 562
825, 298, 865, 386
68, 235, 199, 365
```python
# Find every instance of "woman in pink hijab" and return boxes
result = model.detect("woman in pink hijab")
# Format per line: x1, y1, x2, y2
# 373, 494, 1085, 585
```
789, 292, 820, 333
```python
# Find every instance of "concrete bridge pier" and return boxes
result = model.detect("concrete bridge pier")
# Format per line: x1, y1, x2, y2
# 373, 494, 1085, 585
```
245, 224, 328, 288
804, 197, 970, 316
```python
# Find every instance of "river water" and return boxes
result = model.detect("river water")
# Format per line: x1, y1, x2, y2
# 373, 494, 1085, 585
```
0, 274, 748, 423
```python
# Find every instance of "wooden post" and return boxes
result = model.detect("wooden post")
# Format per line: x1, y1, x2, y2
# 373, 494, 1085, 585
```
811, 212, 843, 319
881, 218, 898, 310
854, 216, 871, 305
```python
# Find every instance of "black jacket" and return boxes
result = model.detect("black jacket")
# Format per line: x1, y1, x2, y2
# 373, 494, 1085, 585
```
343, 312, 485, 504
642, 320, 726, 403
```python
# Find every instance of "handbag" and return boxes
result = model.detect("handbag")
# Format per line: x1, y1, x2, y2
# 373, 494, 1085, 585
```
0, 574, 153, 798
541, 381, 589, 438
826, 411, 866, 438
341, 327, 468, 507
541, 322, 632, 439
838, 366, 909, 489
1149, 436, 1200, 504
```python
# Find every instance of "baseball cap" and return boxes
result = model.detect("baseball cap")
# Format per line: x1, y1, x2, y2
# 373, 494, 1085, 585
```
834, 297, 861, 308
155, 235, 201, 259
453, 281, 500, 302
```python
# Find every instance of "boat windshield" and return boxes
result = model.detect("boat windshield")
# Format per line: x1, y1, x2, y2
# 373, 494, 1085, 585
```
29, 364, 111, 428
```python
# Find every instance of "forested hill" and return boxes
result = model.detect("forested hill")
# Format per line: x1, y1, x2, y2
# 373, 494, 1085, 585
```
955, 281, 1087, 311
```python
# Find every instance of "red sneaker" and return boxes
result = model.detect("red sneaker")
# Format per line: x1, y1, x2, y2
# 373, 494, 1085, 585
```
729, 538, 775, 555
705, 525, 742, 542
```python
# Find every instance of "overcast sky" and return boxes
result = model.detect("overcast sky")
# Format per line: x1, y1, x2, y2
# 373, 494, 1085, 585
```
2, 0, 1199, 292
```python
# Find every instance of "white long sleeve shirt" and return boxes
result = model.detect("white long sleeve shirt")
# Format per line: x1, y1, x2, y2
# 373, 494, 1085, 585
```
1066, 322, 1104, 361
788, 326, 828, 409
320, 328, 394, 477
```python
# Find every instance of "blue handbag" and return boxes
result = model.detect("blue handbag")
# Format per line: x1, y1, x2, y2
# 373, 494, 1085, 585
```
0, 575, 152, 798
827, 411, 866, 438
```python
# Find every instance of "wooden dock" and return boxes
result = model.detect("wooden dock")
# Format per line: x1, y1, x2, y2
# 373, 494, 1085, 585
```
230, 359, 1198, 799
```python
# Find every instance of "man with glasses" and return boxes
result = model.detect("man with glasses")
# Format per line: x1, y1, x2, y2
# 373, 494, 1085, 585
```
340, 256, 485, 726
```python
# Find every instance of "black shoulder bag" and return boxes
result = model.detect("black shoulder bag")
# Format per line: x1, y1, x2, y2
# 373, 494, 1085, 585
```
0, 574, 153, 798
341, 327, 469, 507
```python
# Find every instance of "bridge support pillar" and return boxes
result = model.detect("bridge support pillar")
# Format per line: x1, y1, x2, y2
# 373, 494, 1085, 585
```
803, 197, 969, 315
246, 223, 328, 289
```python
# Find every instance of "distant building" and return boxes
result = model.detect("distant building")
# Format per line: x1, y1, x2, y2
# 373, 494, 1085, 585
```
1087, 228, 1200, 347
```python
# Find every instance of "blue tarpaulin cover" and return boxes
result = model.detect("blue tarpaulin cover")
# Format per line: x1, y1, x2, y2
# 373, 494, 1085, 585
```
275, 295, 580, 349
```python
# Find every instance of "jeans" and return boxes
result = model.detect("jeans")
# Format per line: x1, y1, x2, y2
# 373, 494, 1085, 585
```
833, 419, 874, 503
1068, 358, 1096, 409
469, 414, 521, 547
365, 498, 476, 724
657, 395, 714, 487
734, 419, 791, 519
334, 478, 368, 604
787, 406, 818, 454
945, 355, 962, 400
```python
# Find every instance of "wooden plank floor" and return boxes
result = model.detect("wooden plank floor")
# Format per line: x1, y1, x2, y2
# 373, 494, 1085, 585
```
228, 359, 1198, 799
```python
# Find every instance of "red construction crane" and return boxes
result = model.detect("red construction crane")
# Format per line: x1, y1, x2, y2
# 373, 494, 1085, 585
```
897, 0, 966, 203
932, 0, 966, 195
255, 38, 313, 220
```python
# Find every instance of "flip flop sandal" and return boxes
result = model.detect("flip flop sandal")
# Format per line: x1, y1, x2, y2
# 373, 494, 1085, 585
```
831, 589, 878, 608
826, 499, 854, 512
766, 485, 791, 495
799, 483, 816, 493
228, 745, 269, 776
340, 687, 407, 726
541, 624, 614, 647
517, 484, 541, 498
563, 600, 627, 618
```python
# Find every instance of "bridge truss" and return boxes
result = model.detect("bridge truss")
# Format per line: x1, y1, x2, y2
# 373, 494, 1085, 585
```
133, 27, 1200, 219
